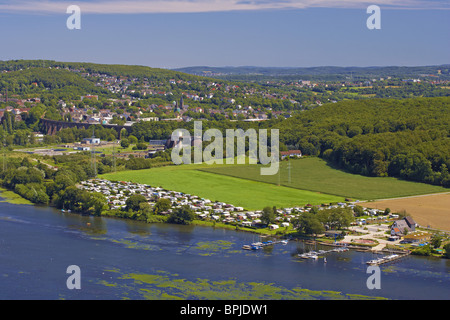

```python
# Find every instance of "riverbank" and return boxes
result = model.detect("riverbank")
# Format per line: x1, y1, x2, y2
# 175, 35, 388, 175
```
0, 187, 33, 205
0, 187, 447, 259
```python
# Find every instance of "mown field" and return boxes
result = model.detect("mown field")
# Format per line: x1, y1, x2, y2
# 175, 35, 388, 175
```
200, 157, 448, 200
100, 163, 344, 210
100, 157, 448, 210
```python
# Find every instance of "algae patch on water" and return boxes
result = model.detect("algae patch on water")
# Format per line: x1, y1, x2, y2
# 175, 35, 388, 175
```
99, 269, 388, 300
191, 240, 234, 256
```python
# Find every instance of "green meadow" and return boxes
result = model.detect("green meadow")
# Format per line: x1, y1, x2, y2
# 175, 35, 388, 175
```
101, 157, 448, 210
100, 162, 344, 210
200, 157, 448, 200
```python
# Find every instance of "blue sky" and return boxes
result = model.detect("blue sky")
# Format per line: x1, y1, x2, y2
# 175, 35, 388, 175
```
0, 0, 449, 68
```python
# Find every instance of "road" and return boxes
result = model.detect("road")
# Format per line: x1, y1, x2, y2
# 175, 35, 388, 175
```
342, 224, 398, 251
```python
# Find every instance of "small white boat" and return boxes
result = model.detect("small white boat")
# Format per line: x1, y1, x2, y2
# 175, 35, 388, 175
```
299, 252, 318, 260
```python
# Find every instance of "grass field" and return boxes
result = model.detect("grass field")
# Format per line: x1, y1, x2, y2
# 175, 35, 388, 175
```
200, 157, 448, 200
100, 157, 448, 210
100, 163, 345, 210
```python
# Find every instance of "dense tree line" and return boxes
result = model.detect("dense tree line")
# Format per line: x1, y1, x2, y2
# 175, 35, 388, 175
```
0, 154, 108, 214
275, 97, 449, 187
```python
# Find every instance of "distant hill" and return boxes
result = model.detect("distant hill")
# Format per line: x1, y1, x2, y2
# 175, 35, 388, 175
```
0, 67, 110, 98
0, 60, 212, 83
174, 65, 450, 81
0, 60, 219, 99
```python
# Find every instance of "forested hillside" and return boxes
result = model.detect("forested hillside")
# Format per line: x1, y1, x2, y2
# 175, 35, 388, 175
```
277, 97, 450, 186
0, 67, 110, 98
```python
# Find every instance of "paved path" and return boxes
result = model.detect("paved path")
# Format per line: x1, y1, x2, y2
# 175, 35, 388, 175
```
341, 224, 398, 251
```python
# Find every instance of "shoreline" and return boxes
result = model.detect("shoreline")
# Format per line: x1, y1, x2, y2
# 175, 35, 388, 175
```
0, 187, 446, 259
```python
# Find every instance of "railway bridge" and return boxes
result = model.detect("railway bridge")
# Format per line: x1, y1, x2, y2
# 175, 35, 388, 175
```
40, 118, 132, 136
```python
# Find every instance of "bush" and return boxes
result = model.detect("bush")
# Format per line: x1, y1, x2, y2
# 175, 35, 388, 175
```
120, 139, 130, 148
125, 194, 147, 211
167, 205, 195, 225
444, 243, 450, 259
411, 244, 432, 256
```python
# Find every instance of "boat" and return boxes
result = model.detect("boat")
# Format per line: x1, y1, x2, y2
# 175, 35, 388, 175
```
366, 259, 378, 265
298, 252, 318, 260
281, 240, 288, 245
242, 245, 252, 250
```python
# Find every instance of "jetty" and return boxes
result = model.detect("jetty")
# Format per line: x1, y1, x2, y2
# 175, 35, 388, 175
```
242, 239, 288, 250
298, 247, 349, 259
366, 251, 410, 266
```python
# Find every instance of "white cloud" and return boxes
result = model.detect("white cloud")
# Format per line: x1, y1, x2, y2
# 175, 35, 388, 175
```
0, 0, 448, 14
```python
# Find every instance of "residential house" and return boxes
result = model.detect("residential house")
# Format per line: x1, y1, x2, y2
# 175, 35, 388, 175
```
280, 150, 302, 160
391, 216, 417, 236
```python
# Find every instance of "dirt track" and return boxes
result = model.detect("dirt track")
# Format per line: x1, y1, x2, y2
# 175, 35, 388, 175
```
365, 193, 450, 231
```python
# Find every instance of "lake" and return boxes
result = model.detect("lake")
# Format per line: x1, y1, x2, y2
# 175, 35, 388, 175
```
0, 197, 449, 300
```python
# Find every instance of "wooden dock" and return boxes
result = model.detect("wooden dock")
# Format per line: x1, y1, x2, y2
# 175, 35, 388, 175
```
298, 247, 349, 259
242, 239, 288, 250
366, 252, 410, 266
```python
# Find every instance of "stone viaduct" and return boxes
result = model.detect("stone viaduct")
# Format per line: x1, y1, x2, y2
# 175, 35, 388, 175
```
40, 118, 132, 136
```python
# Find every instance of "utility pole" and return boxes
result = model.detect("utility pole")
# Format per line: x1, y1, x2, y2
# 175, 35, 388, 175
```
288, 158, 291, 184
2, 138, 6, 172
113, 143, 117, 173
91, 127, 97, 178
278, 160, 281, 186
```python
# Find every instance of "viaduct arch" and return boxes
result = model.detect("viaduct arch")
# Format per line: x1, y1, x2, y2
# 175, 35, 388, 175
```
40, 119, 132, 136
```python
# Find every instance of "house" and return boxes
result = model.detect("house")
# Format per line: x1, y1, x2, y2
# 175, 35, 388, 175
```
391, 216, 417, 236
280, 150, 302, 160
82, 137, 101, 144
74, 146, 90, 151
81, 95, 98, 101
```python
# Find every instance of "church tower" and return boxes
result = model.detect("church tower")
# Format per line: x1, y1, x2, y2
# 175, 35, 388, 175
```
179, 95, 184, 110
